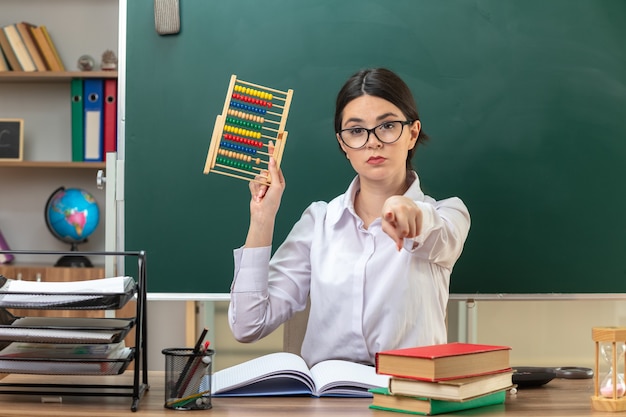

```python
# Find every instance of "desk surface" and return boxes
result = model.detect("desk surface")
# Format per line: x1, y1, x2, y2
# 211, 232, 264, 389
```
0, 372, 617, 416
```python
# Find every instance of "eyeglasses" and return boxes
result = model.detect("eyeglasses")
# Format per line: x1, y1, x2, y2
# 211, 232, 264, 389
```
338, 120, 412, 149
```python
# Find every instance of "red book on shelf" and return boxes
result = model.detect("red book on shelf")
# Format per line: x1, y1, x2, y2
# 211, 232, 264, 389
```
375, 343, 512, 382
103, 78, 118, 160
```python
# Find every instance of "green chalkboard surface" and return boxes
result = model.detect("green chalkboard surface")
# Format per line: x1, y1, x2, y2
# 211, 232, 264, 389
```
125, 0, 626, 294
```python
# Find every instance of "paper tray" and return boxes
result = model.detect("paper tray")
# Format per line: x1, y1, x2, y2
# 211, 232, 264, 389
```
0, 347, 135, 376
0, 315, 136, 344
0, 285, 136, 310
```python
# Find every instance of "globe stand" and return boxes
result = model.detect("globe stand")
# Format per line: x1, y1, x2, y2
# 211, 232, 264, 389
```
54, 242, 93, 268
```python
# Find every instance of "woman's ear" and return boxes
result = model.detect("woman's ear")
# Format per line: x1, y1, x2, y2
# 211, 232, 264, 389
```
408, 120, 421, 150
337, 133, 349, 159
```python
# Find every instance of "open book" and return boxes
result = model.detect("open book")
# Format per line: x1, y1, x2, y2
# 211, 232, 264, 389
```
210, 352, 389, 397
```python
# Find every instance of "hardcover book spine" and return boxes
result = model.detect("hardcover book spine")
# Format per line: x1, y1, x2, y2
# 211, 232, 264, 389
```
40, 25, 64, 71
29, 26, 61, 72
16, 22, 47, 71
3, 25, 35, 72
0, 29, 22, 71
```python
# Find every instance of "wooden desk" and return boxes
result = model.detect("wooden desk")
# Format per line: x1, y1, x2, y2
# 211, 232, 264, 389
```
0, 372, 617, 416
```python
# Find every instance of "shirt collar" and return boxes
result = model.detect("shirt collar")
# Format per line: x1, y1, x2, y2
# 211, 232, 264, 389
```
326, 171, 425, 226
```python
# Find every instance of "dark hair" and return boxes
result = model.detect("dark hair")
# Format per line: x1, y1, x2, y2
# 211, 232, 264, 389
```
334, 68, 429, 170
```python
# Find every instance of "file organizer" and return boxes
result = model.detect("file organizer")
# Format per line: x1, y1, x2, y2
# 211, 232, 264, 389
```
0, 250, 148, 412
203, 74, 294, 186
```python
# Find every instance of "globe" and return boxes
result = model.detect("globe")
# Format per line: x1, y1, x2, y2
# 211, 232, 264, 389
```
44, 186, 100, 267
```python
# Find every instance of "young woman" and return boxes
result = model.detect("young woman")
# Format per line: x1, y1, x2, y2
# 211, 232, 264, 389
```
228, 68, 470, 368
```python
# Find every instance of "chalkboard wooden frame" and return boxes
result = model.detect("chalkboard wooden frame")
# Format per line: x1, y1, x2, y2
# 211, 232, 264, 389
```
0, 119, 23, 161
124, 0, 626, 296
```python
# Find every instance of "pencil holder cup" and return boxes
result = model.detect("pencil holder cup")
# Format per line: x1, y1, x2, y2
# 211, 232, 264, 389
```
162, 347, 215, 410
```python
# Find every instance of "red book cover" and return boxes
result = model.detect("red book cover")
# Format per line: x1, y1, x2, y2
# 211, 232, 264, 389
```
103, 78, 118, 160
378, 343, 511, 360
376, 343, 511, 381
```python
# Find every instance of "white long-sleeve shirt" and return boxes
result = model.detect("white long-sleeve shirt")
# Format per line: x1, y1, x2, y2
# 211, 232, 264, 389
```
229, 172, 470, 368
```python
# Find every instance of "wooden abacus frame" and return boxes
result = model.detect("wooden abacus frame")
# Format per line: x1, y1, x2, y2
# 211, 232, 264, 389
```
203, 75, 294, 185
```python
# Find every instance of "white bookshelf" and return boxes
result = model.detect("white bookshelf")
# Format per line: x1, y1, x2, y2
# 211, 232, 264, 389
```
0, 0, 119, 263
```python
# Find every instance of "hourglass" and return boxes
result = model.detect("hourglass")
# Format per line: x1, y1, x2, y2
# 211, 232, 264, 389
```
592, 327, 626, 412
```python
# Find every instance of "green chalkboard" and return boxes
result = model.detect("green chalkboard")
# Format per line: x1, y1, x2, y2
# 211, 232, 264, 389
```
125, 0, 626, 294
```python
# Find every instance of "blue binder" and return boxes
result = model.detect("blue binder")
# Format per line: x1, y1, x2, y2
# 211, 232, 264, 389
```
83, 78, 104, 162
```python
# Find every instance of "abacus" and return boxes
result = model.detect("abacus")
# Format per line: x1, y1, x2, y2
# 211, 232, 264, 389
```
203, 75, 294, 185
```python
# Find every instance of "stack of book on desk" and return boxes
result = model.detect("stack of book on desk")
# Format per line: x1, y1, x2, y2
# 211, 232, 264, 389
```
371, 342, 514, 415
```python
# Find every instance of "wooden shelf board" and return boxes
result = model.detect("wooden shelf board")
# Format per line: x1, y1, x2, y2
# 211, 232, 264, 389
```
0, 161, 106, 169
0, 71, 117, 83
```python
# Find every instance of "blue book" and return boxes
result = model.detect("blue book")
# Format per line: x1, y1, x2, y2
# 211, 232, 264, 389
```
83, 78, 104, 162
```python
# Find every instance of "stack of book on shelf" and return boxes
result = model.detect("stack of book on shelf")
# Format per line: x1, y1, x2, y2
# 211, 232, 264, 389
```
0, 21, 64, 72
371, 342, 514, 415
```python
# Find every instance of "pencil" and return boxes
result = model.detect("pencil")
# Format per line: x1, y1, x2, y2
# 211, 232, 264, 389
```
171, 328, 208, 398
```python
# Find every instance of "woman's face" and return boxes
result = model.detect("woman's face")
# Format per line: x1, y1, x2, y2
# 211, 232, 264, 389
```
336, 95, 420, 183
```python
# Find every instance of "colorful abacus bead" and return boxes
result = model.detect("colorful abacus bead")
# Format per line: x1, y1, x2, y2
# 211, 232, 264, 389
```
230, 101, 267, 115
222, 133, 263, 148
216, 155, 254, 172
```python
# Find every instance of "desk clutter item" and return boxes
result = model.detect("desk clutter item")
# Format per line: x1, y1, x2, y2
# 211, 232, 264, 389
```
0, 314, 135, 344
0, 250, 149, 412
0, 229, 13, 264
375, 342, 512, 381
372, 343, 513, 415
0, 274, 135, 310
203, 74, 294, 186
163, 347, 214, 410
512, 367, 556, 387
592, 327, 626, 412
210, 351, 389, 398
370, 387, 506, 415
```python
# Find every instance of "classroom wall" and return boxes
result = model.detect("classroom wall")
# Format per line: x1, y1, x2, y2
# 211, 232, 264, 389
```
474, 300, 626, 368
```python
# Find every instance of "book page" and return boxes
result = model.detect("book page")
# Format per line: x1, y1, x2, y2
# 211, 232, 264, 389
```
0, 277, 134, 308
0, 347, 133, 375
10, 316, 133, 329
310, 360, 390, 397
211, 352, 315, 396
4, 276, 131, 294
0, 317, 133, 343
0, 328, 117, 343
0, 341, 125, 359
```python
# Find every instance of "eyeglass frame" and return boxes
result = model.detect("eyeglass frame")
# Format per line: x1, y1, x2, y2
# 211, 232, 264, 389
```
337, 120, 414, 149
